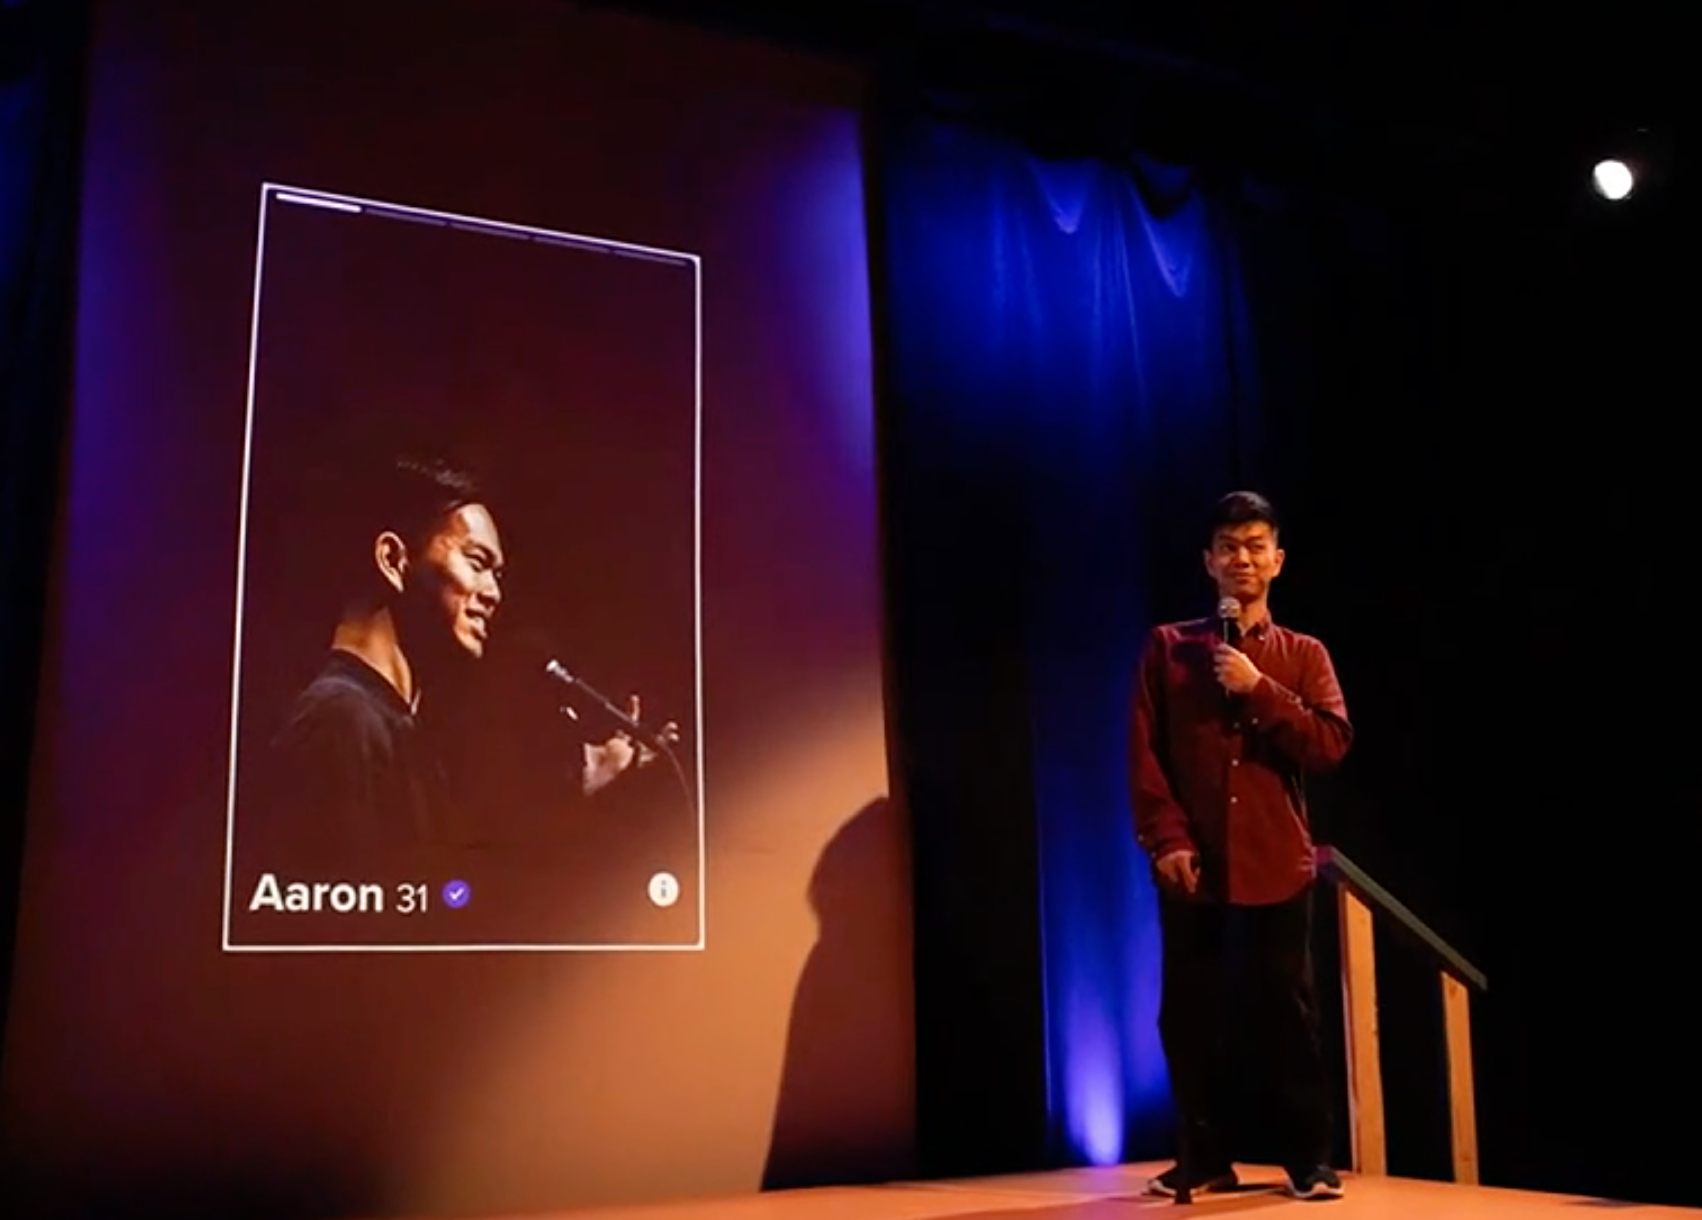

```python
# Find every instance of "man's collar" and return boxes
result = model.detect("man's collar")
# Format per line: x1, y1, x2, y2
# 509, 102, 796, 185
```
326, 647, 416, 716
1197, 610, 1273, 637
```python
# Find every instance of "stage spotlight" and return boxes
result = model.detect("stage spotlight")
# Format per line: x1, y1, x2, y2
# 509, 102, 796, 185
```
1592, 158, 1635, 201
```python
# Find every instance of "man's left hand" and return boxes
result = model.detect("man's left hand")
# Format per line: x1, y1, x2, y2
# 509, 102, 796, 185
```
1213, 644, 1263, 695
582, 694, 681, 796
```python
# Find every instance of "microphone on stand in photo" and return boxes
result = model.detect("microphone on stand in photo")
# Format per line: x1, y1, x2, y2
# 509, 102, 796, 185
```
544, 658, 673, 752
532, 645, 695, 818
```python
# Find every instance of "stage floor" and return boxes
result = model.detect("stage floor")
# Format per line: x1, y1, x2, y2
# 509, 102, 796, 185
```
497, 1164, 1698, 1218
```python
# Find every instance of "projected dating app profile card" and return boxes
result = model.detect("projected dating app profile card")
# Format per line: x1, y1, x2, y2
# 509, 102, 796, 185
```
221, 183, 704, 953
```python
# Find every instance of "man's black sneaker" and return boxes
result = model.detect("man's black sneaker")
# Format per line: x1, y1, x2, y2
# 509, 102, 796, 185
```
1143, 1162, 1239, 1198
1285, 1165, 1345, 1200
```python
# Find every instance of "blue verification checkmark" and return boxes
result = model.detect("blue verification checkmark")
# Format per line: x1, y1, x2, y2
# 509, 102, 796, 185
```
441, 880, 472, 909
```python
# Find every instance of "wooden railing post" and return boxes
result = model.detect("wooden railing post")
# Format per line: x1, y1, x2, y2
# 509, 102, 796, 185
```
1441, 972, 1480, 1184
1335, 886, 1387, 1176
1317, 848, 1486, 1185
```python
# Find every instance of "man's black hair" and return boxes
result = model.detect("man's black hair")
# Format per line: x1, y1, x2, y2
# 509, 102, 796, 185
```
329, 452, 490, 606
1209, 490, 1279, 542
377, 454, 486, 550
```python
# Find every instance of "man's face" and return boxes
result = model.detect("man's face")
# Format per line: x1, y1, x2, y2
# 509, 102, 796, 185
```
1204, 521, 1283, 605
403, 504, 505, 660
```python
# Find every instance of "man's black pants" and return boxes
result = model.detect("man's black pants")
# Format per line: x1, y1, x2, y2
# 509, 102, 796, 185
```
1157, 883, 1332, 1172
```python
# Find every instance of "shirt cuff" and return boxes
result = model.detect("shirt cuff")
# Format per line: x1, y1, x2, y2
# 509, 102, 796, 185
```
1138, 827, 1196, 860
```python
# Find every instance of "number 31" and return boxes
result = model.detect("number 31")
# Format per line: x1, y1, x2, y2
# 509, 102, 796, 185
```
395, 883, 428, 914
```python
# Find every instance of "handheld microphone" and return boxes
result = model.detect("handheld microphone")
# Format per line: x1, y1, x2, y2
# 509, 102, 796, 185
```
1216, 597, 1245, 712
543, 659, 671, 750
1217, 596, 1242, 645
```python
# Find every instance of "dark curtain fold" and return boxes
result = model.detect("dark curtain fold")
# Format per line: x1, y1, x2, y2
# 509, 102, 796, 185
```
878, 115, 1285, 1171
0, 0, 89, 1039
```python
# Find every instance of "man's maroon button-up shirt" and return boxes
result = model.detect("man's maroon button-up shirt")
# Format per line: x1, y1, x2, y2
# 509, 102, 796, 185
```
1130, 615, 1352, 906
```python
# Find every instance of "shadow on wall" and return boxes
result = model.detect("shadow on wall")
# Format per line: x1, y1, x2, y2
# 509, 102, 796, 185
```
763, 796, 917, 1191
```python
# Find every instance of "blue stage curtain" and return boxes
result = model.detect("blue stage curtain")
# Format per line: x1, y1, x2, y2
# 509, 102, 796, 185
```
0, 0, 88, 1028
878, 115, 1276, 1170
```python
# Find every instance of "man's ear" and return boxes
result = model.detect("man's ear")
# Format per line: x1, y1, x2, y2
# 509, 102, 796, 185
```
1270, 547, 1286, 578
374, 531, 409, 593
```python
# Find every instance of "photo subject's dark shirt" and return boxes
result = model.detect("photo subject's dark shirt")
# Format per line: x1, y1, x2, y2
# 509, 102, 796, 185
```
243, 650, 454, 882
1129, 615, 1352, 906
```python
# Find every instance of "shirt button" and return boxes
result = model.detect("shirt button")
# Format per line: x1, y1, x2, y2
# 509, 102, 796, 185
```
1231, 759, 1240, 767
1230, 796, 1238, 804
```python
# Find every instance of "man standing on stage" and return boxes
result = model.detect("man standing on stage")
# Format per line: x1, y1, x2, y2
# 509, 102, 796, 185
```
1130, 490, 1352, 1201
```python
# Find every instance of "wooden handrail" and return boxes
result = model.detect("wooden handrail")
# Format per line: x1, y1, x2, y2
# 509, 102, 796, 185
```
1318, 847, 1487, 992
1315, 846, 1487, 1186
